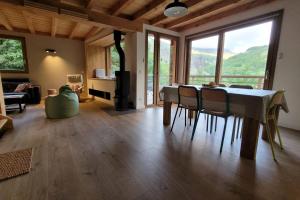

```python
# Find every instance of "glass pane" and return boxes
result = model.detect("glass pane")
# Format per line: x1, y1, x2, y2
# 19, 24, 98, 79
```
189, 35, 219, 85
147, 34, 155, 105
220, 21, 272, 89
110, 41, 125, 77
159, 38, 173, 91
0, 37, 26, 72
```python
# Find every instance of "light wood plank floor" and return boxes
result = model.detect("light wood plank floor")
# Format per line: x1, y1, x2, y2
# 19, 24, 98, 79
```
0, 101, 299, 200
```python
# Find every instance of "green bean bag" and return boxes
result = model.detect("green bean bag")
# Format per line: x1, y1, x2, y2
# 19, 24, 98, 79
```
45, 85, 79, 119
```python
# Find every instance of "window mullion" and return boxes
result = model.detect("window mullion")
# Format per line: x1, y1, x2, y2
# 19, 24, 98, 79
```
215, 32, 225, 84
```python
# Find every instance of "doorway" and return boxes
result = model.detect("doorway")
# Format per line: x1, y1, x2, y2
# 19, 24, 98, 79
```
145, 31, 178, 106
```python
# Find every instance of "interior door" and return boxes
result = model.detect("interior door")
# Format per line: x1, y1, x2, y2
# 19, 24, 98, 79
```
146, 31, 178, 106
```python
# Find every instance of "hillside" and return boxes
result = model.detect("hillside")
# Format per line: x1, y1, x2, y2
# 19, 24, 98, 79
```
190, 45, 269, 76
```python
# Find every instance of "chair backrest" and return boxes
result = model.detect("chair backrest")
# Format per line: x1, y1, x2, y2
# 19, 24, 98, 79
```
230, 85, 253, 89
178, 86, 199, 109
267, 90, 285, 115
201, 88, 230, 114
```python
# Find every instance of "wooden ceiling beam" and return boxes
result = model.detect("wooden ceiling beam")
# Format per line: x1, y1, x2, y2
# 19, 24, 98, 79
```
150, 0, 205, 25
110, 0, 135, 16
51, 17, 58, 37
132, 0, 166, 20
175, 0, 277, 32
69, 22, 80, 39
22, 11, 36, 34
0, 0, 143, 32
85, 28, 113, 45
85, 26, 101, 39
85, 0, 96, 9
164, 0, 241, 29
0, 10, 13, 31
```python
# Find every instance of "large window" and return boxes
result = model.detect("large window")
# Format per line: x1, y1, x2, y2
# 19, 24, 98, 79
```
107, 41, 125, 77
189, 35, 219, 85
186, 11, 283, 89
0, 35, 28, 73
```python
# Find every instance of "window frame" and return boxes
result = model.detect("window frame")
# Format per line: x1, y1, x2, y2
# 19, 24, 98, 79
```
105, 40, 125, 77
0, 34, 29, 73
184, 10, 283, 89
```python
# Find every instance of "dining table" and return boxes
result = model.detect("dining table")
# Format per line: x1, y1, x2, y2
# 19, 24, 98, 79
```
159, 85, 289, 160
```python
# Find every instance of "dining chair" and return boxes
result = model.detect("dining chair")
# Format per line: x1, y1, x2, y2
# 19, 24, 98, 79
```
205, 83, 226, 134
197, 88, 231, 153
229, 85, 253, 144
170, 86, 201, 139
264, 90, 285, 161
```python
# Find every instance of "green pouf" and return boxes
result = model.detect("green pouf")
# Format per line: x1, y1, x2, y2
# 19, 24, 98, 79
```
45, 85, 79, 119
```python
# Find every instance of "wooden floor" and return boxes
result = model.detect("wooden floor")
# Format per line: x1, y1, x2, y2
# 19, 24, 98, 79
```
0, 101, 299, 200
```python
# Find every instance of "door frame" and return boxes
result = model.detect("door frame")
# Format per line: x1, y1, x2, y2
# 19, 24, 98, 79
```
145, 30, 179, 107
184, 10, 284, 89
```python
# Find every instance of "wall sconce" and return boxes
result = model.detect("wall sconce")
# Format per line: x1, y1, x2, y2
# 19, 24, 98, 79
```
45, 49, 57, 54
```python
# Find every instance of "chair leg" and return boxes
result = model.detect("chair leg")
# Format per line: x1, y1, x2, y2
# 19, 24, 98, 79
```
191, 111, 199, 141
220, 118, 228, 154
266, 121, 277, 161
231, 116, 237, 145
210, 115, 214, 134
179, 108, 183, 117
184, 108, 187, 127
206, 114, 209, 132
275, 118, 284, 150
215, 117, 218, 132
236, 117, 241, 139
170, 106, 179, 133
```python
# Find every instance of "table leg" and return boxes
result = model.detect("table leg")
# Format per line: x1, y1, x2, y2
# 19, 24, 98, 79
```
240, 117, 260, 160
163, 101, 172, 125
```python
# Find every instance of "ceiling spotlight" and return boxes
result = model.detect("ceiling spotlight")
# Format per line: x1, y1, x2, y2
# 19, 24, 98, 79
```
164, 0, 188, 17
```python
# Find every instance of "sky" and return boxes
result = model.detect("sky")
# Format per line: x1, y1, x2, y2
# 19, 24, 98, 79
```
192, 21, 273, 53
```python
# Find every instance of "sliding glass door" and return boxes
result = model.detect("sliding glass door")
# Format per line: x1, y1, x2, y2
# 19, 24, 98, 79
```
186, 11, 283, 89
146, 31, 178, 106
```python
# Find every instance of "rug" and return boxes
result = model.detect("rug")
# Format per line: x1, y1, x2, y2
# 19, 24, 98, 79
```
0, 148, 33, 181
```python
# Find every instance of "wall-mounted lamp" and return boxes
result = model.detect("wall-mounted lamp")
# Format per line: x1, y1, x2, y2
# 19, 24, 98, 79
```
45, 49, 57, 54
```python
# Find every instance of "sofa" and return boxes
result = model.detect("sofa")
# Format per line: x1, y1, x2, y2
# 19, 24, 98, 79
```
45, 85, 79, 119
2, 78, 41, 104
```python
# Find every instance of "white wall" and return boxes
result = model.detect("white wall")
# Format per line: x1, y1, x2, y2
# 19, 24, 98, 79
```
179, 0, 300, 130
0, 30, 85, 97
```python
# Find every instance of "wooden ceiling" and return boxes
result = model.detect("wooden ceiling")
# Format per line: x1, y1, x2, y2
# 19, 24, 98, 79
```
0, 0, 277, 44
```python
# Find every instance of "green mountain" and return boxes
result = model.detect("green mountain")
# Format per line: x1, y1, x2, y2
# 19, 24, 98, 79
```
190, 45, 268, 76
222, 46, 268, 76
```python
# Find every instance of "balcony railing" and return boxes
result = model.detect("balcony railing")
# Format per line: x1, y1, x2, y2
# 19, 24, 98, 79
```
189, 75, 265, 89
